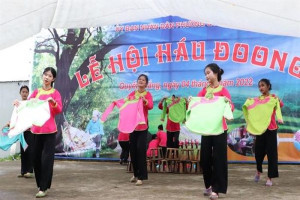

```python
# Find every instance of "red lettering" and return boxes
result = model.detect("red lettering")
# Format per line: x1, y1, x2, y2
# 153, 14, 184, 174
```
251, 45, 269, 67
155, 43, 172, 63
269, 50, 288, 72
141, 47, 149, 66
288, 56, 300, 79
108, 53, 124, 74
214, 42, 229, 61
75, 71, 90, 89
232, 43, 249, 63
174, 37, 189, 62
126, 46, 141, 73
87, 55, 103, 82
191, 41, 205, 61
88, 62, 103, 82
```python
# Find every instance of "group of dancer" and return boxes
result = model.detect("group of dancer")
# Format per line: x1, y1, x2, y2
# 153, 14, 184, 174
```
121, 63, 282, 200
7, 62, 282, 199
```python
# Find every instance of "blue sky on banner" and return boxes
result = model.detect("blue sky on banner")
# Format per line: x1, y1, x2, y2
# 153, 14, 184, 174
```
104, 16, 299, 91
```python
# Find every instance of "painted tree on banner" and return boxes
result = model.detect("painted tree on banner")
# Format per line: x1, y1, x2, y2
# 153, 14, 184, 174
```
33, 28, 125, 152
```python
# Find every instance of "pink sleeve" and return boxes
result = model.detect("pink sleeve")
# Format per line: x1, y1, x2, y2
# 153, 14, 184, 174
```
145, 92, 153, 110
197, 88, 206, 97
158, 101, 163, 110
101, 102, 116, 122
28, 89, 38, 99
222, 87, 235, 111
127, 91, 135, 100
50, 90, 63, 115
279, 99, 284, 108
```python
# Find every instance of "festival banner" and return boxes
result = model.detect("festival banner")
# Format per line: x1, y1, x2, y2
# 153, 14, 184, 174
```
32, 16, 300, 162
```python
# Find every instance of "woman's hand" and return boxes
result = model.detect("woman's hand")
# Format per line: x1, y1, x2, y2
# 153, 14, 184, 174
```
159, 97, 167, 104
278, 119, 284, 124
127, 96, 135, 101
13, 99, 20, 107
47, 97, 57, 106
141, 96, 148, 105
224, 97, 230, 103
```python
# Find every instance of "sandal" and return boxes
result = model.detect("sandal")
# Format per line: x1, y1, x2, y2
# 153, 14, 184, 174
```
24, 172, 34, 178
254, 172, 261, 182
35, 190, 47, 198
135, 180, 143, 186
130, 176, 137, 183
265, 179, 272, 186
209, 192, 219, 199
17, 174, 24, 178
203, 186, 212, 196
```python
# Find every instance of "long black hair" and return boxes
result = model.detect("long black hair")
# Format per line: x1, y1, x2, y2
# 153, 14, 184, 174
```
43, 67, 57, 87
137, 74, 149, 85
204, 63, 224, 81
258, 78, 272, 91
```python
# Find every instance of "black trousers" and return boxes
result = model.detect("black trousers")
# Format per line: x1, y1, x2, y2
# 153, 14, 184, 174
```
129, 130, 148, 180
20, 131, 34, 174
33, 133, 56, 191
119, 141, 130, 162
167, 131, 180, 148
255, 129, 279, 178
200, 131, 228, 194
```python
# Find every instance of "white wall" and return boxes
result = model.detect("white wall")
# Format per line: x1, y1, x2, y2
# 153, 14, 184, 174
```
0, 80, 29, 158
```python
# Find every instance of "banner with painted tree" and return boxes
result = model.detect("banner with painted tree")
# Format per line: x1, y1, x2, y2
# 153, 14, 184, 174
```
32, 16, 300, 162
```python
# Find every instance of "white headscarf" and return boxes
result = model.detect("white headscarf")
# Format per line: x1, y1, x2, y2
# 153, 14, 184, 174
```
92, 110, 102, 119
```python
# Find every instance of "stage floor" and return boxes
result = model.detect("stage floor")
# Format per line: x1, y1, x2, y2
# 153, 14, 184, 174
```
0, 160, 299, 199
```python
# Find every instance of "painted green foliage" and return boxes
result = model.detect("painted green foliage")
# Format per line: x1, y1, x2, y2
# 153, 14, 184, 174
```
33, 28, 124, 151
